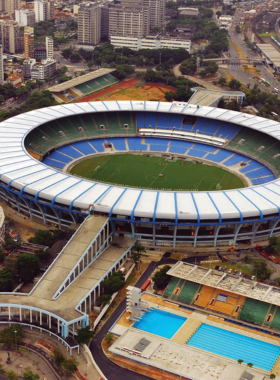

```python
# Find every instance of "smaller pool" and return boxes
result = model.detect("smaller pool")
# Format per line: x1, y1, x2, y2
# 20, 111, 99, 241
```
133, 308, 187, 339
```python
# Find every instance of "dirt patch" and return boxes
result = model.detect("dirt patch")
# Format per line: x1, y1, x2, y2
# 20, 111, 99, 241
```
241, 64, 257, 75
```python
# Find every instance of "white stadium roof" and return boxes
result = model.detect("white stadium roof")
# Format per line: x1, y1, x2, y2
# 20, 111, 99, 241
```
2, 100, 280, 222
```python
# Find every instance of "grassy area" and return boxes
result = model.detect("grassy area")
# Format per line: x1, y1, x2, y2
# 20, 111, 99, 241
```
202, 261, 253, 275
231, 40, 246, 59
258, 32, 277, 37
70, 154, 245, 191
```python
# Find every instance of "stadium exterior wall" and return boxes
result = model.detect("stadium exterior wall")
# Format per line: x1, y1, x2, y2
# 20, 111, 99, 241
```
2, 101, 280, 246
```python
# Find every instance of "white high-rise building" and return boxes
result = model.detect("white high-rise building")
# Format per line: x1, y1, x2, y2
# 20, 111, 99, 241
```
15, 9, 35, 27
0, 45, 3, 84
46, 36, 53, 59
34, 0, 48, 22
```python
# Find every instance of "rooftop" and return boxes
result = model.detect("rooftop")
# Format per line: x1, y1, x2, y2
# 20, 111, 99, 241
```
48, 68, 115, 93
167, 262, 280, 307
256, 43, 280, 67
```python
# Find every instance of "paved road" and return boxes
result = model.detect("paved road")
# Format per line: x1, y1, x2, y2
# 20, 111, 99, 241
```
90, 255, 176, 380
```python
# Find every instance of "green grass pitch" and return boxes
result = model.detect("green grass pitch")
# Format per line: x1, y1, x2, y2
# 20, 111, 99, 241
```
70, 154, 245, 191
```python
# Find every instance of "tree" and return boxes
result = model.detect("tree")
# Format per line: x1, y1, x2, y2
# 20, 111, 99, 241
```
0, 325, 23, 346
152, 265, 171, 288
132, 243, 145, 268
35, 249, 49, 261
75, 326, 95, 345
58, 76, 71, 83
252, 260, 273, 281
247, 363, 253, 368
270, 374, 276, 379
104, 333, 114, 343
98, 294, 112, 305
17, 254, 40, 283
229, 79, 241, 90
53, 349, 65, 367
70, 52, 82, 62
103, 272, 125, 294
4, 238, 20, 252
29, 229, 63, 246
143, 69, 161, 83
0, 268, 14, 291
0, 248, 4, 263
23, 370, 40, 380
61, 48, 72, 60
63, 357, 78, 375
6, 370, 19, 380
218, 77, 227, 87
237, 359, 243, 364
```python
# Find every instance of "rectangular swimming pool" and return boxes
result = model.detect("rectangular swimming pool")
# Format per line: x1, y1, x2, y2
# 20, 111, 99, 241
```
187, 324, 280, 371
133, 308, 187, 339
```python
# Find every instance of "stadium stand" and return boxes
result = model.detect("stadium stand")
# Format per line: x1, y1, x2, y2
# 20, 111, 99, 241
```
270, 307, 280, 330
240, 160, 264, 173
223, 153, 250, 166
205, 150, 233, 163
176, 280, 200, 304
169, 114, 183, 130
194, 286, 215, 308
163, 277, 179, 297
145, 112, 158, 129
88, 139, 105, 152
74, 74, 117, 95
42, 157, 65, 169
106, 137, 126, 151
157, 113, 170, 129
47, 151, 72, 164
127, 137, 147, 151
251, 175, 276, 185
56, 145, 83, 159
71, 141, 96, 155
203, 119, 222, 136
238, 298, 270, 325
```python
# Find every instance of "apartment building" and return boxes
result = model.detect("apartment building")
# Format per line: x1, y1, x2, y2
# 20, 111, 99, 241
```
0, 20, 20, 54
109, 4, 150, 37
78, 2, 101, 45
4, 0, 20, 15
15, 9, 35, 27
34, 0, 47, 22
24, 57, 56, 79
24, 26, 34, 58
0, 45, 3, 85
46, 36, 53, 59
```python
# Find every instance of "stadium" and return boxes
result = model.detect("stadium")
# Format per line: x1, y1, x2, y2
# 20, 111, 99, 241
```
2, 100, 280, 247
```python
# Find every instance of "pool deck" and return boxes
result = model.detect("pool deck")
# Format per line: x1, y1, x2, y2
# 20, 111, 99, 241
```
110, 293, 280, 380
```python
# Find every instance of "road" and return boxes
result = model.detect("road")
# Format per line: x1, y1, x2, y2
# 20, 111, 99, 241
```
90, 255, 177, 380
54, 51, 88, 70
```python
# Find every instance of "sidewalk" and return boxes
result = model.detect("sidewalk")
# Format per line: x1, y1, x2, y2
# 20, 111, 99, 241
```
0, 326, 101, 380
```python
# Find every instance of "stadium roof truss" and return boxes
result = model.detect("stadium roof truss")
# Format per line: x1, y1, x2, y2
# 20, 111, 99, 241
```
2, 100, 280, 225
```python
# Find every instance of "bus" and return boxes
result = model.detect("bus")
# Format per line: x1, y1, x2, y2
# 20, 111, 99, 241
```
265, 80, 270, 87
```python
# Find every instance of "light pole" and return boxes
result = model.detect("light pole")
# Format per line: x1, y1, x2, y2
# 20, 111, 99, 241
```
14, 330, 17, 355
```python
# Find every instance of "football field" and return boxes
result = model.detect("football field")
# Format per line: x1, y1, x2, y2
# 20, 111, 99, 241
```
70, 154, 245, 191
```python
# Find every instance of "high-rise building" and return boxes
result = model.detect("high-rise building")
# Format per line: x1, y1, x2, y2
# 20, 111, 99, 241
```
46, 35, 53, 59
15, 9, 35, 27
0, 20, 20, 54
0, 45, 3, 84
24, 26, 34, 58
109, 4, 150, 37
78, 2, 101, 46
141, 0, 165, 28
34, 0, 48, 22
47, 0, 54, 20
4, 0, 20, 15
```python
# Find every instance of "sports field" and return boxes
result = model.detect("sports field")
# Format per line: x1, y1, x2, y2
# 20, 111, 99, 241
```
70, 154, 245, 191
77, 78, 175, 102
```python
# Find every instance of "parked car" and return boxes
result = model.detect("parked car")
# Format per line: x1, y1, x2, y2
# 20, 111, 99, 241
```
261, 251, 269, 258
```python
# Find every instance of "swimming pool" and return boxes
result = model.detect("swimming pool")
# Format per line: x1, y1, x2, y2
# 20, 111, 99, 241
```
133, 308, 187, 339
187, 324, 280, 371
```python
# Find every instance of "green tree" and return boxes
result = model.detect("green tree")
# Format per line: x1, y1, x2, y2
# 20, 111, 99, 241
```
218, 77, 227, 87
0, 325, 23, 345
0, 268, 14, 291
104, 332, 114, 343
252, 260, 273, 281
17, 254, 40, 283
132, 243, 145, 268
98, 294, 112, 305
247, 363, 253, 368
29, 229, 63, 246
23, 370, 40, 380
0, 248, 4, 263
75, 326, 95, 345
35, 249, 49, 261
58, 76, 71, 83
70, 52, 82, 62
270, 374, 276, 379
4, 238, 20, 252
229, 79, 241, 90
236, 25, 242, 33
53, 349, 65, 367
61, 48, 72, 59
6, 370, 19, 380
152, 265, 171, 288
237, 359, 243, 364
143, 69, 161, 83
63, 357, 78, 375
103, 272, 124, 294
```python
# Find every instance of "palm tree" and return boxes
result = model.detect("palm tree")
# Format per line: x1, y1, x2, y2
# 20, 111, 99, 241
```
237, 359, 243, 365
132, 243, 145, 269
18, 347, 25, 356
270, 374, 276, 379
247, 363, 253, 368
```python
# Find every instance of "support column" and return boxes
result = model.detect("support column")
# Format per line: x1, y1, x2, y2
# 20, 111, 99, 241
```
194, 226, 199, 248
8, 306, 11, 321
30, 310, 32, 323
57, 319, 60, 334
95, 240, 97, 256
49, 315, 51, 329
93, 288, 96, 305
214, 225, 221, 247
40, 312, 42, 326
234, 224, 242, 245
19, 307, 22, 321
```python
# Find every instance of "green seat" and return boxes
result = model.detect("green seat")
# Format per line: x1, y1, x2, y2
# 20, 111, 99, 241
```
238, 298, 270, 325
177, 280, 200, 304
